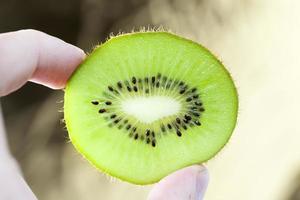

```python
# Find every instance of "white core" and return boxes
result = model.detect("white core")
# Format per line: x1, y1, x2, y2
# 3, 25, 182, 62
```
121, 96, 181, 124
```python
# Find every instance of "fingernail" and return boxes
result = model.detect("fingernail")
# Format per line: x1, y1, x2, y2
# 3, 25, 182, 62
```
195, 165, 209, 200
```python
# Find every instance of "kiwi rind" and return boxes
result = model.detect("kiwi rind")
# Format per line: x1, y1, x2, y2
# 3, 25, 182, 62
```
64, 31, 238, 185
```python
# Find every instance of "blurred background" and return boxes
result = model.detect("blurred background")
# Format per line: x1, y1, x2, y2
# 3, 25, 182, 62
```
1, 0, 300, 199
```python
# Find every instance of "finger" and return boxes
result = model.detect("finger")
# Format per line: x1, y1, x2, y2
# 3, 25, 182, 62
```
147, 165, 209, 200
0, 157, 38, 200
0, 104, 37, 200
0, 29, 84, 198
0, 103, 9, 158
0, 29, 85, 96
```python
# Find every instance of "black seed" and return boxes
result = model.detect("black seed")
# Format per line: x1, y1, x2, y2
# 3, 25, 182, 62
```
161, 125, 166, 132
108, 86, 114, 92
199, 108, 205, 112
167, 124, 172, 129
193, 94, 199, 99
114, 119, 120, 124
195, 101, 202, 106
140, 135, 145, 141
156, 82, 160, 88
179, 88, 186, 94
145, 89, 149, 93
194, 120, 201, 126
179, 81, 184, 86
105, 101, 112, 105
176, 130, 182, 137
118, 125, 123, 129
146, 138, 151, 144
192, 112, 200, 117
127, 86, 132, 92
183, 119, 189, 123
186, 97, 192, 102
176, 118, 181, 124
184, 115, 192, 121
123, 119, 128, 124
133, 86, 138, 92
182, 125, 187, 130
191, 106, 198, 110
162, 76, 167, 82
146, 129, 150, 136
126, 124, 131, 130
132, 77, 137, 84
91, 101, 99, 105
144, 77, 149, 83
151, 131, 155, 137
110, 114, 117, 119
157, 73, 161, 79
151, 76, 155, 84
138, 78, 142, 83
99, 109, 106, 113
134, 134, 139, 140
191, 88, 197, 93
132, 127, 137, 132
117, 82, 122, 89
152, 140, 156, 147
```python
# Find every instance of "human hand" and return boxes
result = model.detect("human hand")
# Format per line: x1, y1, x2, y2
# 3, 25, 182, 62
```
0, 29, 209, 200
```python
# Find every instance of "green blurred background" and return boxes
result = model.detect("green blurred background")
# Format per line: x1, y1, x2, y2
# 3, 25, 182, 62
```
1, 0, 300, 199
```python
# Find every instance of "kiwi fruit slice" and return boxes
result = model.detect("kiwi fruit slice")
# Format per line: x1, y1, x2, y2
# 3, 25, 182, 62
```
64, 31, 238, 185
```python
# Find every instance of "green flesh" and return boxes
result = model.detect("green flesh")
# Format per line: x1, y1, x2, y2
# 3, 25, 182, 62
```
64, 32, 238, 184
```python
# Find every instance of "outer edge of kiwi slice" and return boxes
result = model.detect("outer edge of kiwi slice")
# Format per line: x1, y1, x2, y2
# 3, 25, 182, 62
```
64, 30, 238, 185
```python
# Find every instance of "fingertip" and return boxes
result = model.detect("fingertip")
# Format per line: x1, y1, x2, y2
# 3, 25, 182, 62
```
29, 31, 86, 89
0, 29, 86, 96
148, 165, 209, 200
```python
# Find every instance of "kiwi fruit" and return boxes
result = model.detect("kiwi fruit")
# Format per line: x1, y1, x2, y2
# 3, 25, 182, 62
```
64, 31, 238, 185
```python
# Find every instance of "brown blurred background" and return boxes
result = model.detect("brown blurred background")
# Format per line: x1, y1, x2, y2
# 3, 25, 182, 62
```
1, 0, 300, 199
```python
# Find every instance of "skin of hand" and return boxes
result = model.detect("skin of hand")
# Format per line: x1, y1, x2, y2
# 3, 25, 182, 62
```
0, 29, 209, 200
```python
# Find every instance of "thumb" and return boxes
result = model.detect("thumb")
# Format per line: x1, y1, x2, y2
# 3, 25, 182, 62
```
147, 165, 209, 200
